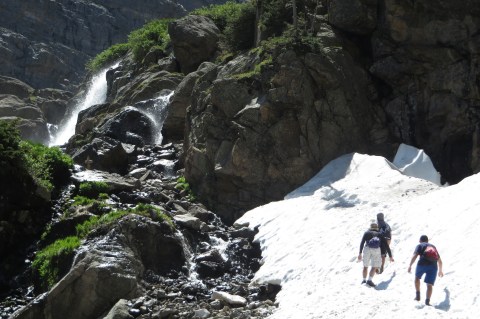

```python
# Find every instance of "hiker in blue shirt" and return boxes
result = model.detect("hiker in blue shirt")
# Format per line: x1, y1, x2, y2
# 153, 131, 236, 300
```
358, 222, 394, 287
376, 213, 392, 274
407, 235, 444, 306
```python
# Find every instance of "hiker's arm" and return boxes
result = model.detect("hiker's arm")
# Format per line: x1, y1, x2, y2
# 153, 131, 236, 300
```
407, 254, 418, 273
437, 257, 444, 277
358, 235, 366, 260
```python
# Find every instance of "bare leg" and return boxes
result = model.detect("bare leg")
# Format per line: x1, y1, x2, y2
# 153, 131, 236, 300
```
426, 284, 433, 303
369, 267, 377, 278
414, 277, 421, 300
363, 267, 368, 279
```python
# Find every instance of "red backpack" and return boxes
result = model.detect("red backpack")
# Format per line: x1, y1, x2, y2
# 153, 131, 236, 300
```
422, 244, 439, 262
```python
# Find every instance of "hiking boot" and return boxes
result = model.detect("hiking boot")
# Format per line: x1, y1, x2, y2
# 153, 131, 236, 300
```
425, 299, 431, 306
361, 279, 366, 284
366, 280, 376, 287
414, 291, 420, 301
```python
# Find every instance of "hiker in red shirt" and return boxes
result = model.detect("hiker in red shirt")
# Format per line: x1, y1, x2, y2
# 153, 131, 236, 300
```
407, 235, 444, 306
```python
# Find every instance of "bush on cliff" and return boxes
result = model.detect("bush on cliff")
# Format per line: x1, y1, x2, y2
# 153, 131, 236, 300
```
192, 1, 256, 52
20, 140, 74, 191
77, 181, 110, 198
86, 43, 129, 72
87, 18, 173, 71
32, 236, 81, 289
0, 120, 72, 212
128, 18, 173, 62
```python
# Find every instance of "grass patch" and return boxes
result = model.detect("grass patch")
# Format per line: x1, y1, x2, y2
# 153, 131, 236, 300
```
78, 181, 110, 198
32, 236, 80, 288
128, 18, 173, 62
175, 176, 196, 202
86, 43, 129, 72
20, 141, 73, 191
86, 18, 172, 72
192, 1, 255, 52
75, 203, 174, 238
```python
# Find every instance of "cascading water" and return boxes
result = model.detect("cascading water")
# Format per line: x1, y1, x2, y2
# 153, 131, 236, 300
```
134, 90, 174, 145
49, 62, 120, 146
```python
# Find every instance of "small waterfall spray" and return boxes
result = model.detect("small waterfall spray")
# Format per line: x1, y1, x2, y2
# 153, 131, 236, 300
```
134, 90, 174, 145
49, 62, 120, 146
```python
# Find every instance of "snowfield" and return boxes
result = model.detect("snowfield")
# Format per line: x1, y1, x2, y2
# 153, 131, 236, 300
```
236, 144, 480, 319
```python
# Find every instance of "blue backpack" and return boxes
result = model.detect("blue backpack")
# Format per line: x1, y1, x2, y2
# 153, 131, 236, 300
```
367, 236, 381, 249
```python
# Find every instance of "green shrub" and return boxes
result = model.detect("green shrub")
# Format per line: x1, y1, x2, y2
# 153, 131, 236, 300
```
32, 236, 80, 288
78, 181, 110, 198
71, 195, 95, 207
128, 18, 173, 62
223, 3, 256, 51
76, 203, 173, 238
86, 43, 129, 72
0, 120, 24, 177
175, 176, 196, 202
192, 1, 256, 52
192, 1, 248, 31
133, 203, 174, 227
76, 210, 128, 238
20, 141, 73, 191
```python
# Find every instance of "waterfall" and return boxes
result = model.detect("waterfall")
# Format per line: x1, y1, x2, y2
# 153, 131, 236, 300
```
134, 90, 174, 145
49, 62, 120, 146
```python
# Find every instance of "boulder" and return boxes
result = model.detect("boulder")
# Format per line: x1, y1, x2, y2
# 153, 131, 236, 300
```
328, 0, 378, 35
97, 108, 154, 146
0, 76, 34, 98
71, 137, 136, 174
168, 15, 221, 74
72, 169, 141, 193
11, 215, 186, 319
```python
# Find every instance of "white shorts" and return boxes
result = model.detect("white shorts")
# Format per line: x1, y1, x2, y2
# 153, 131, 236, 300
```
363, 247, 381, 268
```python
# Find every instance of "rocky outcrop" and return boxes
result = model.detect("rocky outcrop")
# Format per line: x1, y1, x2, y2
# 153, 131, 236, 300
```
370, 0, 480, 183
182, 26, 391, 223
11, 215, 185, 319
168, 15, 221, 74
0, 0, 185, 89
0, 0, 228, 90
0, 76, 72, 143
30, 0, 480, 222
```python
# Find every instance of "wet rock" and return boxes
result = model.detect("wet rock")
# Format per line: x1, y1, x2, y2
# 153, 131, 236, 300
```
173, 214, 209, 232
97, 107, 154, 146
102, 299, 133, 319
71, 137, 136, 174
211, 291, 247, 307
72, 169, 140, 193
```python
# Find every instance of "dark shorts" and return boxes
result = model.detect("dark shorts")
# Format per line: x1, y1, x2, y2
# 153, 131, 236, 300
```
415, 264, 438, 285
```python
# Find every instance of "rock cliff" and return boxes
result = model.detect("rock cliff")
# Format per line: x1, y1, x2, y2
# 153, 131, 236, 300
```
56, 1, 480, 223
0, 0, 224, 89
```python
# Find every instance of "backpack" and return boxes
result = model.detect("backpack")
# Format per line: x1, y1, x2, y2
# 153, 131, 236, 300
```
367, 236, 381, 249
379, 222, 392, 240
422, 244, 439, 262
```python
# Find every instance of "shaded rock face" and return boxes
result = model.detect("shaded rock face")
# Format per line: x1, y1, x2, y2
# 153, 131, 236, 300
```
11, 215, 185, 319
30, 0, 480, 224
183, 35, 391, 222
370, 0, 480, 183
0, 0, 223, 89
173, 1, 480, 220
0, 76, 72, 143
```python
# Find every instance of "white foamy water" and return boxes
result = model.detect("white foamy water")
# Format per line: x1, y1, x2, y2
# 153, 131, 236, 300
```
136, 90, 174, 145
49, 62, 120, 146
